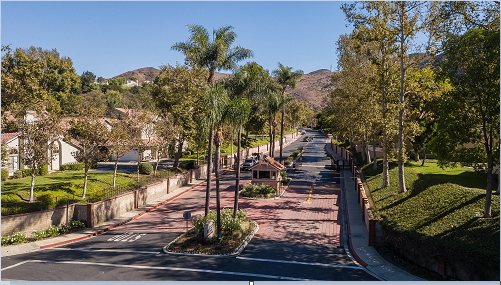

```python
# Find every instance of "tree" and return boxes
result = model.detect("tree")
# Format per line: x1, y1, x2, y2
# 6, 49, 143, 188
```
81, 71, 96, 90
200, 83, 229, 236
172, 24, 253, 220
108, 112, 136, 187
342, 2, 400, 187
171, 24, 254, 84
272, 63, 303, 164
1, 46, 80, 114
430, 28, 500, 218
152, 113, 178, 174
13, 105, 62, 202
97, 76, 106, 83
151, 63, 208, 169
68, 109, 110, 199
108, 78, 126, 86
130, 76, 138, 82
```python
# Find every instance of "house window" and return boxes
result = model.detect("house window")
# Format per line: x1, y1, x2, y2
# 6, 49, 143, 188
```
259, 171, 270, 179
53, 149, 59, 154
253, 170, 258, 179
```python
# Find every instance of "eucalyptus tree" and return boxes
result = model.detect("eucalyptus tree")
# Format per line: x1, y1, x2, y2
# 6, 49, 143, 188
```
272, 63, 303, 164
343, 1, 401, 188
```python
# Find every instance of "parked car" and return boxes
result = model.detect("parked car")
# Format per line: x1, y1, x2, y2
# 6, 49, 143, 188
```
303, 136, 313, 142
241, 156, 258, 170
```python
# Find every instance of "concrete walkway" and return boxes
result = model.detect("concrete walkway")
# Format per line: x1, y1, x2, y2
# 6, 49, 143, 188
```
325, 142, 425, 281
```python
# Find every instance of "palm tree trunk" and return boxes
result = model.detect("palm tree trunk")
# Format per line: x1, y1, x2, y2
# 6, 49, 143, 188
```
205, 128, 214, 217
280, 104, 285, 164
268, 117, 273, 156
243, 129, 249, 147
233, 128, 242, 219
214, 127, 223, 239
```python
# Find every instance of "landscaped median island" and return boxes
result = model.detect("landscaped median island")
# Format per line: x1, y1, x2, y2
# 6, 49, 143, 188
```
240, 171, 291, 199
362, 160, 500, 280
164, 209, 258, 256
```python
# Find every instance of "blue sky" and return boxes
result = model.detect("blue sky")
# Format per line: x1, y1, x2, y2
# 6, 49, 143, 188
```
2, 1, 355, 79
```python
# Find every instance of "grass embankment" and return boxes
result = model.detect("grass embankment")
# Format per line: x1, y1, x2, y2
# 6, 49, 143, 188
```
362, 159, 500, 280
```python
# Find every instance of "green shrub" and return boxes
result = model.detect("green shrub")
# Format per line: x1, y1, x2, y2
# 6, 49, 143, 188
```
241, 184, 275, 198
1, 232, 26, 245
20, 168, 32, 177
193, 209, 247, 235
139, 163, 153, 175
12, 171, 23, 179
1, 194, 22, 203
1, 168, 9, 181
60, 163, 85, 171
37, 164, 48, 176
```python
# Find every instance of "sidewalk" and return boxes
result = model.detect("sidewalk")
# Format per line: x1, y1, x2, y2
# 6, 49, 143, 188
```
325, 142, 425, 281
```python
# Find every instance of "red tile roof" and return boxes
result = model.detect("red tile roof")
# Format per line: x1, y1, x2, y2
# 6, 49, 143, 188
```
249, 156, 285, 171
1, 131, 22, 144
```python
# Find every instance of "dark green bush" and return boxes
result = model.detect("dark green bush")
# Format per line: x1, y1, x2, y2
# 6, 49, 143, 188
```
1, 168, 8, 181
139, 162, 153, 175
20, 169, 32, 177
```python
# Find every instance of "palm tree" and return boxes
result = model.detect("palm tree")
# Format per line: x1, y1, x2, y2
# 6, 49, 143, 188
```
172, 24, 253, 219
224, 97, 251, 219
200, 84, 229, 220
171, 24, 254, 85
272, 63, 303, 164
264, 91, 281, 158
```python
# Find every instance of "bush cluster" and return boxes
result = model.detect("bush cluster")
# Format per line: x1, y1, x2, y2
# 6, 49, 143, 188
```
139, 162, 153, 175
284, 146, 304, 166
1, 220, 86, 245
60, 162, 85, 171
18, 164, 49, 177
241, 183, 275, 198
1, 168, 9, 181
193, 208, 247, 236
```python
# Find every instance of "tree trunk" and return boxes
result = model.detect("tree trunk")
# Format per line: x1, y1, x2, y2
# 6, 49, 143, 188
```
381, 43, 390, 188
233, 128, 242, 219
382, 133, 390, 188
173, 139, 183, 169
484, 164, 493, 218
196, 148, 199, 167
373, 131, 378, 171
29, 171, 36, 202
205, 128, 214, 217
113, 156, 119, 187
268, 117, 273, 157
214, 127, 223, 238
82, 166, 89, 199
421, 147, 427, 166
280, 104, 285, 164
136, 149, 141, 182
243, 129, 249, 147
272, 123, 277, 158
155, 157, 160, 175
398, 20, 407, 194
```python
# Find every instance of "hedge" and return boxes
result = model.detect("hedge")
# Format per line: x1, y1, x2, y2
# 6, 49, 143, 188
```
60, 163, 85, 171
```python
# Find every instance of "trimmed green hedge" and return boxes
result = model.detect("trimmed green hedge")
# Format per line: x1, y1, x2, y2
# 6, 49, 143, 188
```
139, 162, 153, 175
18, 164, 48, 177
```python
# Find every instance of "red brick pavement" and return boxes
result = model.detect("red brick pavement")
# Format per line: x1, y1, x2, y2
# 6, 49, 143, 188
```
115, 179, 341, 247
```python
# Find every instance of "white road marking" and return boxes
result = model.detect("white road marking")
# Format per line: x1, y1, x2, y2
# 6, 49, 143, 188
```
235, 256, 363, 270
1, 260, 31, 271
107, 232, 147, 242
4, 260, 321, 281
54, 247, 160, 254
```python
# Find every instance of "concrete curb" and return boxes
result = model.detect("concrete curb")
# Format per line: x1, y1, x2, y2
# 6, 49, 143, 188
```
162, 220, 259, 258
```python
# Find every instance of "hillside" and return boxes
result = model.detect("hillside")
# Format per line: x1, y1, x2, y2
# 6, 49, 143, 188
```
113, 67, 334, 110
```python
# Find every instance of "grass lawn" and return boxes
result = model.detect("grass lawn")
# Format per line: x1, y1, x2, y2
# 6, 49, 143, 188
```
362, 159, 500, 280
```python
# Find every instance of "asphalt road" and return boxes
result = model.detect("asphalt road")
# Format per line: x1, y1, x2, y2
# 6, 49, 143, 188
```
1, 129, 378, 281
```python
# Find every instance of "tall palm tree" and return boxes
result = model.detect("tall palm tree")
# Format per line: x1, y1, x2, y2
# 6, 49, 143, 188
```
224, 97, 251, 219
200, 84, 229, 219
272, 63, 303, 164
264, 91, 281, 158
171, 24, 254, 85
172, 24, 253, 219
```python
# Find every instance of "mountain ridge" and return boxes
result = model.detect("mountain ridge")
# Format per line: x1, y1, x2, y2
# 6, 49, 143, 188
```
113, 67, 334, 110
